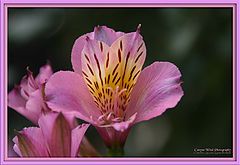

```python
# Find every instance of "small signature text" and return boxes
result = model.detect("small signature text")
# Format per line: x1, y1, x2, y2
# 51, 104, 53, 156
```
193, 148, 231, 154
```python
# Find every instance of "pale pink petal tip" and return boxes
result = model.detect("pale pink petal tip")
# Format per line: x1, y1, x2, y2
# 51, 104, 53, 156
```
112, 113, 137, 132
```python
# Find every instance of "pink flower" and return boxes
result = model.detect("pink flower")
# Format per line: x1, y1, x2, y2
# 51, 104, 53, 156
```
13, 112, 89, 157
45, 26, 183, 150
8, 64, 53, 124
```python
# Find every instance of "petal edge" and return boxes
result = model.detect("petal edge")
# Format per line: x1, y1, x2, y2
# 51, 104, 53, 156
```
126, 62, 184, 123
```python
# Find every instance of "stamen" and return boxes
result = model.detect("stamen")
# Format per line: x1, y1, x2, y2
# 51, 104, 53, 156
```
98, 114, 107, 121
118, 88, 127, 96
106, 86, 115, 93
106, 112, 114, 120
113, 117, 121, 122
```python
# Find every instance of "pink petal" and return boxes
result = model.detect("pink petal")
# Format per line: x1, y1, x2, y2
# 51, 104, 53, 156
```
93, 26, 124, 46
62, 113, 78, 129
26, 90, 42, 112
80, 27, 146, 119
38, 112, 71, 157
80, 38, 110, 100
12, 127, 49, 157
71, 124, 89, 157
125, 62, 184, 123
8, 87, 39, 124
8, 87, 26, 110
81, 37, 108, 80
21, 70, 38, 93
13, 144, 22, 157
107, 29, 146, 89
8, 65, 52, 125
71, 32, 94, 73
110, 29, 146, 69
96, 126, 131, 148
45, 71, 101, 124
25, 89, 46, 123
71, 26, 124, 73
35, 64, 53, 85
111, 113, 137, 132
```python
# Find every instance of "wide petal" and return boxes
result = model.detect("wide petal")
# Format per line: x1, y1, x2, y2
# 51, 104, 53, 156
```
125, 62, 184, 123
71, 124, 89, 157
38, 112, 72, 157
8, 87, 39, 124
45, 71, 101, 124
35, 64, 53, 85
12, 127, 49, 157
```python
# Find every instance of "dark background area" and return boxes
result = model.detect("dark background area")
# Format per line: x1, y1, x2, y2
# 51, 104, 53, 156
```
8, 8, 233, 157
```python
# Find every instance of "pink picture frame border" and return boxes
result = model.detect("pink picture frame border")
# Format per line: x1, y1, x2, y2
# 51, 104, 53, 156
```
0, 0, 239, 164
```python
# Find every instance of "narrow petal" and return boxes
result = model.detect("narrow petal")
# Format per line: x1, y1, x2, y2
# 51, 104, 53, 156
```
38, 112, 71, 157
45, 71, 101, 123
13, 144, 22, 157
125, 62, 183, 123
35, 64, 53, 85
12, 127, 49, 157
8, 87, 39, 124
71, 124, 89, 157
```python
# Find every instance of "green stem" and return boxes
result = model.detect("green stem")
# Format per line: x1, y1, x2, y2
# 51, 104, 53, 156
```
107, 146, 124, 157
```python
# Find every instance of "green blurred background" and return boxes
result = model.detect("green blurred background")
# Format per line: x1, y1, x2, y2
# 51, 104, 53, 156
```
8, 8, 233, 157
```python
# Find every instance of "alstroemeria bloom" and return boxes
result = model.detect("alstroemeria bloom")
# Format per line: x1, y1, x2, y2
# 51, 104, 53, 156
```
13, 112, 89, 157
45, 26, 183, 150
8, 64, 53, 124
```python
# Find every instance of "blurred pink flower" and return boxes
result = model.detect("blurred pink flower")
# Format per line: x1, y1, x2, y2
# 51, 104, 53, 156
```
13, 112, 89, 157
8, 64, 53, 124
45, 26, 183, 149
